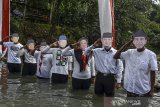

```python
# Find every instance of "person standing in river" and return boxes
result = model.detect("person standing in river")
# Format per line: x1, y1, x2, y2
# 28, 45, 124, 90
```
0, 33, 23, 73
43, 35, 70, 84
114, 30, 158, 97
85, 32, 123, 97
62, 37, 96, 90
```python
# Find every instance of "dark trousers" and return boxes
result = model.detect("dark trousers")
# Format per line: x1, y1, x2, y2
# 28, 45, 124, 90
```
22, 62, 37, 76
51, 73, 68, 84
7, 63, 21, 73
94, 72, 115, 97
72, 77, 91, 90
127, 91, 150, 97
126, 91, 150, 107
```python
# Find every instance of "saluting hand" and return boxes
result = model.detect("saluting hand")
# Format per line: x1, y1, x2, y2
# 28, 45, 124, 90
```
71, 42, 79, 49
50, 41, 58, 47
93, 38, 102, 47
124, 39, 133, 48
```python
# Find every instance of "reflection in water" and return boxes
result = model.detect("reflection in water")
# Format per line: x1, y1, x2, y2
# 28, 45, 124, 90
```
0, 64, 9, 96
0, 73, 160, 107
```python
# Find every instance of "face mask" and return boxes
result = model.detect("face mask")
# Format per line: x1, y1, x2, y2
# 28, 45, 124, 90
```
80, 40, 88, 50
133, 37, 146, 49
11, 37, 19, 43
102, 38, 112, 48
58, 40, 67, 48
27, 43, 35, 50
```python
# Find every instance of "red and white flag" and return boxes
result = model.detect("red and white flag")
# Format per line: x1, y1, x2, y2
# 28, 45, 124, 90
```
0, 0, 10, 53
98, 0, 115, 47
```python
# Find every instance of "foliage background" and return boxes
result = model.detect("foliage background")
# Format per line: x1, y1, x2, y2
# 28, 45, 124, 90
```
10, 0, 160, 55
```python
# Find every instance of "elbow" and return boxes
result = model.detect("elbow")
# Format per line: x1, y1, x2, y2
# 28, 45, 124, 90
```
113, 53, 120, 59
113, 55, 118, 59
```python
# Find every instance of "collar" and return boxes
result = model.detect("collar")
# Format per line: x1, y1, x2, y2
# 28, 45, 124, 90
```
14, 42, 19, 44
137, 47, 145, 52
100, 47, 114, 52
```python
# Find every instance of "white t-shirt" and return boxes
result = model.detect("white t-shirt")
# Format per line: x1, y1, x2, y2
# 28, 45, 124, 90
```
121, 49, 158, 94
3, 42, 23, 63
43, 46, 69, 75
36, 51, 52, 78
62, 46, 96, 79
17, 49, 37, 63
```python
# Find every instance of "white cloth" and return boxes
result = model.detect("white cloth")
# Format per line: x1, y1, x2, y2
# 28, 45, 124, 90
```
121, 49, 158, 94
3, 42, 23, 63
98, 0, 113, 36
85, 45, 123, 83
43, 46, 69, 76
62, 46, 96, 79
36, 51, 52, 78
17, 49, 37, 63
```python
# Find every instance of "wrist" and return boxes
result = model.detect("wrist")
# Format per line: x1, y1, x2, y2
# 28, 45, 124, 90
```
70, 44, 74, 49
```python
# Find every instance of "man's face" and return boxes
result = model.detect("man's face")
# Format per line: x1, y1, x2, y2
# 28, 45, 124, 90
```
79, 40, 88, 50
27, 43, 35, 50
58, 40, 67, 48
40, 46, 46, 51
11, 37, 19, 43
133, 37, 147, 49
101, 37, 112, 47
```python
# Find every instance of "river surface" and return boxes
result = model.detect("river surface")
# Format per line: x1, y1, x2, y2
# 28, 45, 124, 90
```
0, 73, 160, 107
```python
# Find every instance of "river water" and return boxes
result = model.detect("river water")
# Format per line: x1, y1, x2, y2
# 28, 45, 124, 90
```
0, 74, 160, 107
0, 61, 160, 107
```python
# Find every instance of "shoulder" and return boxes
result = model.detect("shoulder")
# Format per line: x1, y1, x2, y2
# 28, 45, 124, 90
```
124, 49, 136, 54
17, 43, 23, 47
50, 47, 58, 51
111, 48, 117, 53
145, 49, 156, 57
94, 48, 103, 52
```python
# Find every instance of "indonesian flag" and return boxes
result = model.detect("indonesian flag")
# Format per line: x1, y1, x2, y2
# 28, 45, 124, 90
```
98, 0, 115, 47
0, 0, 10, 53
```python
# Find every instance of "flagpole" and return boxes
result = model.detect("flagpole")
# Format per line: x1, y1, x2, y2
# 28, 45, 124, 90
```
2, 0, 10, 52
110, 0, 115, 48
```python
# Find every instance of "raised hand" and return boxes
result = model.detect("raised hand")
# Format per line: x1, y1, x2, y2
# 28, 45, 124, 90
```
50, 41, 58, 47
70, 42, 79, 49
93, 38, 102, 47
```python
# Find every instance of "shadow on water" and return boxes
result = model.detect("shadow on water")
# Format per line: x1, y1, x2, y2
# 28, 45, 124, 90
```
0, 73, 160, 107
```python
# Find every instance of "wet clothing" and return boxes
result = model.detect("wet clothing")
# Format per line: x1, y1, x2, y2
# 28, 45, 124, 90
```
17, 48, 37, 63
62, 46, 96, 79
121, 49, 158, 95
85, 45, 123, 96
95, 72, 115, 96
22, 62, 37, 76
3, 42, 23, 63
36, 52, 52, 79
51, 73, 68, 84
72, 77, 91, 90
3, 42, 23, 73
17, 49, 37, 76
7, 63, 21, 73
43, 46, 69, 83
62, 46, 95, 90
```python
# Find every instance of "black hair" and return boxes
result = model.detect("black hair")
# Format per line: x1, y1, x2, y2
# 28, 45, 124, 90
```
78, 37, 88, 43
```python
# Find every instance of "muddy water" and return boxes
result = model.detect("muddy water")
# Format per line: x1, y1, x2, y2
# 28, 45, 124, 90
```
0, 62, 160, 107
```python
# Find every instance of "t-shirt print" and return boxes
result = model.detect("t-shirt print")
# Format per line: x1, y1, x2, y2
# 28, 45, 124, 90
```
10, 45, 20, 51
56, 50, 68, 66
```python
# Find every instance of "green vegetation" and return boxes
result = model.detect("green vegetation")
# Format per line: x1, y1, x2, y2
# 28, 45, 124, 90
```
11, 0, 160, 54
